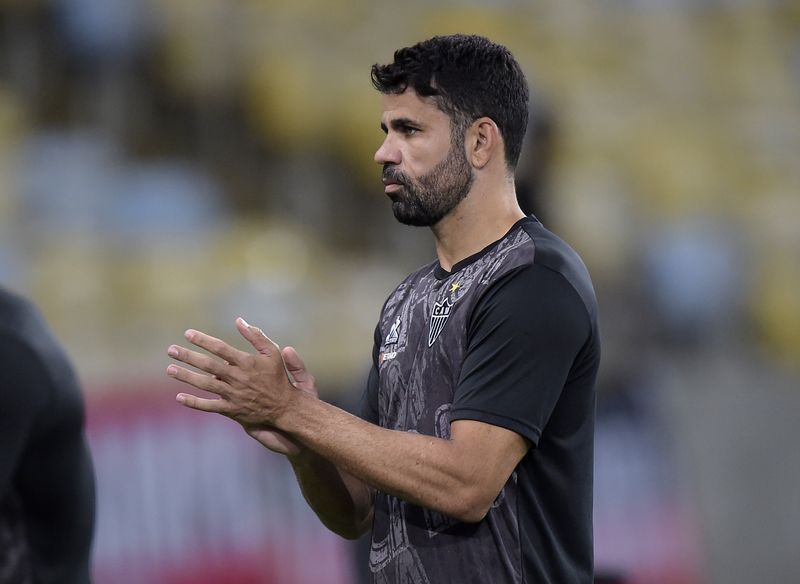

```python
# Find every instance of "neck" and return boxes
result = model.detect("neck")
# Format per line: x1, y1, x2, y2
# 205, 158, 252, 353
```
432, 178, 525, 272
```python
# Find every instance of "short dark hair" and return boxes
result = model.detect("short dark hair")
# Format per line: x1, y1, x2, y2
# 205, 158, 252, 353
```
371, 34, 529, 169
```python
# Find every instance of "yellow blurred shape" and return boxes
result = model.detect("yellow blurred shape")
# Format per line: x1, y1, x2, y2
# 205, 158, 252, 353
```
754, 257, 800, 369
0, 85, 27, 152
628, 117, 745, 219
245, 54, 329, 148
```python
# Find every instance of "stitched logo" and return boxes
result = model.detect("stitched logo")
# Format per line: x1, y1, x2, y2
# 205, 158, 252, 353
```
428, 299, 452, 347
385, 316, 401, 345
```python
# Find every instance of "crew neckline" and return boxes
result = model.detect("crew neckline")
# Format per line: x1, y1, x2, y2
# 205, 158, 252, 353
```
433, 215, 537, 280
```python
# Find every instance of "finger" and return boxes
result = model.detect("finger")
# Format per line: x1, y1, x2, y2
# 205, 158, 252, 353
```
166, 364, 230, 397
282, 346, 310, 384
176, 392, 233, 415
167, 344, 230, 379
184, 329, 249, 365
236, 317, 279, 356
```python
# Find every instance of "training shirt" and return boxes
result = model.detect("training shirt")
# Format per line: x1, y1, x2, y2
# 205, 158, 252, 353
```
361, 216, 599, 584
0, 288, 95, 584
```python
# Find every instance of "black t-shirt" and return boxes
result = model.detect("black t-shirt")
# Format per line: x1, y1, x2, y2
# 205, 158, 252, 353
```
361, 217, 599, 583
0, 288, 95, 584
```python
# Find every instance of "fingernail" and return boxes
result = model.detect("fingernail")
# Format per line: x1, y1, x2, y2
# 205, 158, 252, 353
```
167, 346, 179, 357
167, 365, 179, 376
238, 317, 251, 328
184, 329, 195, 340
176, 394, 187, 404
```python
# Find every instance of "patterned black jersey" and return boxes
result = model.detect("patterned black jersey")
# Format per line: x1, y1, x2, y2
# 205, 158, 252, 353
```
361, 216, 600, 584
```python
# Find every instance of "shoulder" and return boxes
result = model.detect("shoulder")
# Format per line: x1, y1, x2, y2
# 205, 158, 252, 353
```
397, 258, 439, 290
0, 286, 37, 319
0, 287, 71, 377
0, 287, 42, 342
519, 218, 598, 320
468, 219, 599, 339
472, 262, 594, 341
380, 258, 438, 312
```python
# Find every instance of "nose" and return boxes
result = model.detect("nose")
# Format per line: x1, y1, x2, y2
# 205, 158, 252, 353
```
374, 136, 400, 166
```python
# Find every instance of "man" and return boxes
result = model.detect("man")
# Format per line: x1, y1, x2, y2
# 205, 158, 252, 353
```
0, 287, 95, 583
167, 35, 599, 583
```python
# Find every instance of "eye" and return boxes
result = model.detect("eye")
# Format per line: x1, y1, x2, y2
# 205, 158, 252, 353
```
401, 126, 419, 136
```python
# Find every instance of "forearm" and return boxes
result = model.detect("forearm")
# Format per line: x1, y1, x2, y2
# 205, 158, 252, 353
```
279, 393, 491, 522
288, 448, 374, 539
165, 324, 512, 523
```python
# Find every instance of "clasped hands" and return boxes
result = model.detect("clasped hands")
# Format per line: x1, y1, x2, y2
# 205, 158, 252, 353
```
166, 317, 317, 456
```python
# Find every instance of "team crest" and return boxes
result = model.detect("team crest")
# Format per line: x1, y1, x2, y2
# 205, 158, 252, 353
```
428, 298, 453, 346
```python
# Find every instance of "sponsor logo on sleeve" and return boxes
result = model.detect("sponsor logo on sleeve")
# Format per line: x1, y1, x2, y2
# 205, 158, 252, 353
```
379, 316, 402, 364
385, 316, 401, 345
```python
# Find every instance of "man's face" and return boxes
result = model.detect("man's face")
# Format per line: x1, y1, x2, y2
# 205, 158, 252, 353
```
375, 90, 474, 227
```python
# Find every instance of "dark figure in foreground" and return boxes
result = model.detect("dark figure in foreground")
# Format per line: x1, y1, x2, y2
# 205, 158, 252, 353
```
167, 35, 599, 583
0, 287, 95, 584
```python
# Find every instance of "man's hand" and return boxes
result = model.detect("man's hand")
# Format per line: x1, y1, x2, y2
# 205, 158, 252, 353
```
245, 345, 318, 456
166, 318, 314, 456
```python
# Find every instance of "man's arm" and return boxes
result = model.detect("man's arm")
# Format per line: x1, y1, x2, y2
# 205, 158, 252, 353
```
262, 346, 375, 539
288, 449, 374, 539
226, 343, 375, 540
282, 397, 527, 523
247, 428, 374, 539
166, 319, 529, 524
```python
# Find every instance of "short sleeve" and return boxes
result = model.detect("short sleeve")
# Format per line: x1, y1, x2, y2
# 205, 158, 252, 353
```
358, 324, 382, 424
451, 263, 592, 446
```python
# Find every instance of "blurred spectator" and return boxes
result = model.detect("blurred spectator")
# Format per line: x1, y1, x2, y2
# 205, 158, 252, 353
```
51, 0, 152, 64
640, 218, 743, 345
0, 286, 95, 584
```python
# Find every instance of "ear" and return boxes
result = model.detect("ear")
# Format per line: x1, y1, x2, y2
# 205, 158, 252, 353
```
467, 117, 501, 170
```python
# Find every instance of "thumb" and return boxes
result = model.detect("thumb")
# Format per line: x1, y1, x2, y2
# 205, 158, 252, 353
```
282, 346, 308, 382
235, 317, 278, 356
282, 346, 315, 392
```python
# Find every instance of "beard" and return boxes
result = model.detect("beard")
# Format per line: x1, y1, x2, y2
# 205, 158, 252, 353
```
383, 142, 475, 227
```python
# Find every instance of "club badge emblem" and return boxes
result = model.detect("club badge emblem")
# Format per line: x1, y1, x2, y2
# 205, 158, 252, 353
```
428, 298, 453, 347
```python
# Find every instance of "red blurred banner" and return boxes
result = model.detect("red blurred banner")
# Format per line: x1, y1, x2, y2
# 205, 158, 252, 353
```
86, 381, 355, 584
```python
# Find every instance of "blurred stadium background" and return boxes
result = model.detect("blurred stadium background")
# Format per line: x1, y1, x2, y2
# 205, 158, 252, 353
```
1, 0, 798, 583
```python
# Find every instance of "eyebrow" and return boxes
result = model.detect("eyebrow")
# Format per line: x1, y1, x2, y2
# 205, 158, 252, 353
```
380, 117, 423, 134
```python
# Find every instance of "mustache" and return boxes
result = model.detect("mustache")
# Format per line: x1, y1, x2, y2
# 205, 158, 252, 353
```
382, 165, 408, 184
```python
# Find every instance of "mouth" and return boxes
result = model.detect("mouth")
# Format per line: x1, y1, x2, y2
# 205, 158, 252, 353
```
382, 174, 405, 194
382, 180, 402, 194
